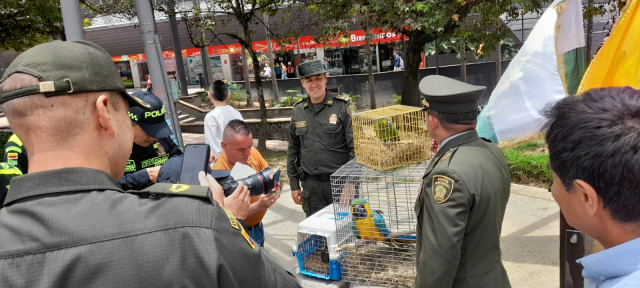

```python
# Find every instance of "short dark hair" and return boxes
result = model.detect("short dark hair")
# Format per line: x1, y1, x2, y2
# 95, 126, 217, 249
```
223, 119, 252, 140
543, 86, 640, 223
211, 80, 228, 102
428, 110, 477, 130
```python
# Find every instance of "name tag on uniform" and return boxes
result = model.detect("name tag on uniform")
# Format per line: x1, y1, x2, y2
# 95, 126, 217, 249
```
295, 121, 307, 128
329, 114, 337, 124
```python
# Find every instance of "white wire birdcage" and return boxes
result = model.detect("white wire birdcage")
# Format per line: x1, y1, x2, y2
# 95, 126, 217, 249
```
331, 159, 427, 287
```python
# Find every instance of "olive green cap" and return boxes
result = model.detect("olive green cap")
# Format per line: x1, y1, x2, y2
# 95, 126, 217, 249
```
297, 59, 327, 78
0, 41, 151, 110
419, 75, 485, 113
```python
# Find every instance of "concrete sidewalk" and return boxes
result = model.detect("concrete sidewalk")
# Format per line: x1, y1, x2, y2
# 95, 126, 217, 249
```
261, 183, 559, 288
182, 133, 560, 287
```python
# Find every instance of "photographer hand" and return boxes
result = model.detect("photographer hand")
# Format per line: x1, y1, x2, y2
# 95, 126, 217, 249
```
223, 181, 250, 220
208, 151, 217, 165
147, 166, 161, 183
261, 186, 281, 208
198, 171, 226, 208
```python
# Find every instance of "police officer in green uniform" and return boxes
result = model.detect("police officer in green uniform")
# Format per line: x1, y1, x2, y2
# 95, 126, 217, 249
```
0, 41, 299, 287
287, 59, 355, 217
414, 75, 511, 288
119, 91, 182, 190
3, 133, 27, 173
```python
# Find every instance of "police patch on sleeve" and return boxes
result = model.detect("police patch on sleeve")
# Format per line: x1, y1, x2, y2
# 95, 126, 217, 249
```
241, 226, 257, 250
222, 208, 240, 230
432, 175, 454, 204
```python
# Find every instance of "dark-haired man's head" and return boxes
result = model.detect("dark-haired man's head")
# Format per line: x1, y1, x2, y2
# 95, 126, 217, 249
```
209, 80, 229, 103
543, 86, 640, 247
221, 120, 253, 165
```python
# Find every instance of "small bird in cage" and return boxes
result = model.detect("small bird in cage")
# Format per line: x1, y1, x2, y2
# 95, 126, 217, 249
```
350, 198, 391, 242
374, 117, 400, 142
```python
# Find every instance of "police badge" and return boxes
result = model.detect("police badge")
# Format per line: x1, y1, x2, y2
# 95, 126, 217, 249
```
432, 175, 454, 204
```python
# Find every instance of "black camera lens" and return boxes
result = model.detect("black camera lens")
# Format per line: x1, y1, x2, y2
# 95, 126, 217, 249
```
219, 168, 277, 197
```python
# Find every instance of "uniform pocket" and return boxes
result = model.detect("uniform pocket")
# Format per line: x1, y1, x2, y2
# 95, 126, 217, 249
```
322, 124, 344, 147
295, 126, 308, 136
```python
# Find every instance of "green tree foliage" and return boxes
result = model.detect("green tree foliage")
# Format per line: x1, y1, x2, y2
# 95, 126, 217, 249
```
307, 0, 550, 106
196, 0, 300, 152
0, 0, 64, 51
306, 0, 381, 108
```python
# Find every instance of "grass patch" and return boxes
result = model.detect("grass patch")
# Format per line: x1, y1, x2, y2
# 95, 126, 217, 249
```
258, 135, 553, 189
122, 79, 134, 88
501, 135, 552, 188
262, 151, 288, 184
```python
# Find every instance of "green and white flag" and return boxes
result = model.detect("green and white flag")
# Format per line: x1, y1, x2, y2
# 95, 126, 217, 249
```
477, 0, 585, 143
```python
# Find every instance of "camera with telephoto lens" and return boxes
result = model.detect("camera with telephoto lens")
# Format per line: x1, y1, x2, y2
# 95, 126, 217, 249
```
215, 167, 280, 197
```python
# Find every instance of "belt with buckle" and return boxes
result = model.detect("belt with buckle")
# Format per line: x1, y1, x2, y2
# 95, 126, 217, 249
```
306, 173, 332, 182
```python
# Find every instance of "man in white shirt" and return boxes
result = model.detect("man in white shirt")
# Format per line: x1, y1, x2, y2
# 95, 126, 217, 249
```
261, 64, 272, 79
204, 80, 243, 156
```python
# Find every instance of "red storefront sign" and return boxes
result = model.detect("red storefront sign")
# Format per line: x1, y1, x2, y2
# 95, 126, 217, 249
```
208, 43, 242, 55
111, 28, 406, 62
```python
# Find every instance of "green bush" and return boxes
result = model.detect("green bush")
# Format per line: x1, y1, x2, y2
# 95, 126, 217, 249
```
501, 137, 552, 188
340, 92, 359, 103
228, 82, 248, 107
392, 93, 402, 104
273, 90, 304, 107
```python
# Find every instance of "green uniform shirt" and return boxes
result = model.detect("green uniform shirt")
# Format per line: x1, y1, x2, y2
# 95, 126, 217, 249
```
414, 130, 511, 288
0, 168, 300, 287
287, 91, 355, 191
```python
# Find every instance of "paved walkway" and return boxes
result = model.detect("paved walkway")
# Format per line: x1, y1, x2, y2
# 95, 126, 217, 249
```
181, 133, 560, 287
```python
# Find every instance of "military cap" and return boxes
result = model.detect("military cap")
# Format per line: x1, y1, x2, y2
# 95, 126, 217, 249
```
0, 41, 150, 110
419, 75, 485, 113
297, 59, 327, 78
129, 91, 172, 138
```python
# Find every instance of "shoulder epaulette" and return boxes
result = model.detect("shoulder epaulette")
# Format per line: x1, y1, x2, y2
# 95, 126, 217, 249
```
439, 147, 459, 166
335, 94, 351, 102
127, 183, 212, 203
293, 97, 308, 106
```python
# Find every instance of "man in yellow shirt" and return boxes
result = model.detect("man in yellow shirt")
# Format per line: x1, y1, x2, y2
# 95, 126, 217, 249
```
212, 120, 281, 247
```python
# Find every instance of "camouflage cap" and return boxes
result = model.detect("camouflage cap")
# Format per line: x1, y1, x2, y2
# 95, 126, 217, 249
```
419, 75, 485, 113
0, 41, 150, 110
297, 59, 327, 78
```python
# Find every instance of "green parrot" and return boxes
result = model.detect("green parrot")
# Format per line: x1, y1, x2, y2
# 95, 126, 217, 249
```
374, 117, 400, 142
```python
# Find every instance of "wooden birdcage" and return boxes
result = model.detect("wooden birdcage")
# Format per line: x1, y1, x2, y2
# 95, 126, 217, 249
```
352, 105, 430, 170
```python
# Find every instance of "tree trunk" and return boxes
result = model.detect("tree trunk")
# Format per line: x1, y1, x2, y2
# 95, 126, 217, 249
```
460, 39, 467, 82
0, 50, 5, 78
435, 38, 440, 75
400, 30, 429, 107
200, 47, 210, 89
264, 13, 279, 102
586, 0, 594, 64
495, 43, 502, 82
167, 0, 188, 97
247, 46, 269, 152
365, 19, 376, 109
242, 48, 253, 107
